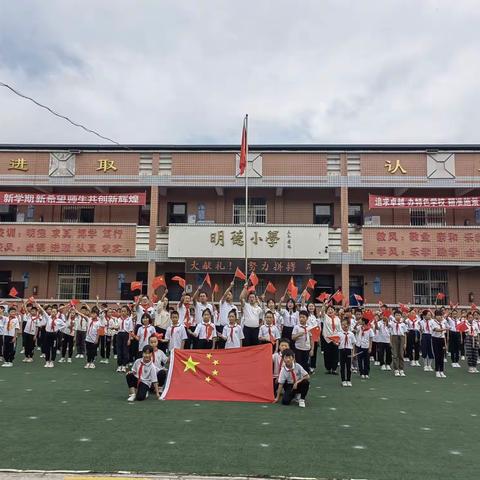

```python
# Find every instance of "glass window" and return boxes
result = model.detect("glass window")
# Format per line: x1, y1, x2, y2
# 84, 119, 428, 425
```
413, 269, 448, 305
57, 265, 90, 300
61, 206, 95, 223
348, 204, 363, 226
233, 198, 266, 224
0, 205, 17, 222
314, 204, 333, 225
410, 208, 446, 226
168, 203, 187, 224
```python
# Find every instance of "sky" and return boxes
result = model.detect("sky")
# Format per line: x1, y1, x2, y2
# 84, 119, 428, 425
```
0, 0, 479, 145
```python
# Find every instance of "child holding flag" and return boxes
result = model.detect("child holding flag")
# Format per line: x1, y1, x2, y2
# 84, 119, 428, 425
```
1, 305, 20, 367
338, 319, 356, 386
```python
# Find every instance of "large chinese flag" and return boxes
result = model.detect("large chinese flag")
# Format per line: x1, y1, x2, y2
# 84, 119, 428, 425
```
161, 344, 274, 403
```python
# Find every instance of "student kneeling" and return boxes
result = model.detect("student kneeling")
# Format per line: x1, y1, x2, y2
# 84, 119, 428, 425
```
126, 345, 161, 402
274, 349, 310, 408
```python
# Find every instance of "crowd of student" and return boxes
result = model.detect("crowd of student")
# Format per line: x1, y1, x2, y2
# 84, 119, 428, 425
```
1, 282, 479, 408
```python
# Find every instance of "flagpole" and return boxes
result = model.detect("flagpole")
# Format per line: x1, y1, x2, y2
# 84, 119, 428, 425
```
244, 114, 249, 280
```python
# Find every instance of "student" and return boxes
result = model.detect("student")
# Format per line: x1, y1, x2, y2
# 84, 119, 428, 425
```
0, 305, 6, 361
430, 309, 448, 378
1, 306, 20, 367
59, 309, 76, 363
447, 309, 462, 368
136, 313, 156, 357
125, 345, 161, 402
274, 349, 310, 408
116, 305, 134, 372
258, 310, 281, 351
272, 338, 290, 394
164, 310, 188, 352
74, 305, 88, 359
188, 308, 217, 349
376, 314, 392, 371
420, 309, 434, 371
240, 288, 263, 346
98, 307, 113, 364
149, 335, 168, 390
321, 305, 342, 375
153, 293, 170, 352
36, 303, 66, 368
135, 296, 155, 325
406, 309, 421, 367
291, 310, 313, 372
305, 302, 321, 373
178, 293, 195, 349
22, 305, 40, 362
217, 282, 238, 348
355, 317, 373, 379
21, 302, 32, 354
220, 309, 244, 349
262, 298, 281, 327
278, 298, 299, 342
389, 310, 408, 377
464, 312, 479, 373
78, 306, 104, 369
338, 319, 356, 387
192, 290, 214, 327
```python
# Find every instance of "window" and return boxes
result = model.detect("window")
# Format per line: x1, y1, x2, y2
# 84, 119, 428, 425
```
168, 202, 187, 224
348, 204, 363, 226
0, 205, 17, 222
57, 265, 90, 300
314, 204, 333, 225
413, 269, 448, 305
410, 208, 446, 226
61, 206, 95, 223
233, 198, 267, 224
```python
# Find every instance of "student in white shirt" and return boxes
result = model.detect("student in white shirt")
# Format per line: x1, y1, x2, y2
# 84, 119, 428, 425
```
338, 319, 356, 387
447, 308, 462, 368
262, 298, 281, 327
389, 310, 408, 377
275, 349, 310, 408
375, 315, 392, 371
420, 309, 434, 371
240, 287, 263, 346
149, 335, 169, 390
22, 305, 40, 362
136, 314, 156, 355
291, 310, 313, 372
406, 309, 421, 366
153, 293, 170, 351
322, 305, 342, 375
355, 316, 374, 379
430, 309, 448, 378
220, 309, 244, 349
217, 282, 239, 349
1, 305, 20, 367
77, 306, 104, 369
464, 312, 479, 373
188, 308, 217, 349
126, 345, 161, 402
74, 305, 88, 358
164, 310, 188, 352
258, 310, 281, 351
135, 296, 155, 325
278, 298, 299, 341
59, 309, 76, 363
36, 303, 66, 367
116, 305, 134, 372
305, 302, 321, 373
0, 305, 6, 360
272, 339, 290, 394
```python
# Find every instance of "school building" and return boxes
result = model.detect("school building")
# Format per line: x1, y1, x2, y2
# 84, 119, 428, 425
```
0, 144, 480, 305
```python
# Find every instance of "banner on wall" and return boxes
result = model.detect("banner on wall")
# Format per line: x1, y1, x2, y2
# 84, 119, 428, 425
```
369, 194, 480, 209
0, 192, 146, 206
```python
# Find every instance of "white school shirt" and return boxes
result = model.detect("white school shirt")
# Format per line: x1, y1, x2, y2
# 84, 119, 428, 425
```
177, 303, 192, 326
279, 309, 299, 328
407, 316, 421, 331
61, 317, 76, 337
165, 324, 188, 351
242, 303, 263, 328
218, 301, 238, 327
465, 322, 480, 337
447, 317, 461, 332
194, 302, 213, 326
222, 324, 244, 348
137, 325, 157, 351
375, 322, 391, 343
194, 322, 217, 340
41, 313, 66, 333
389, 321, 408, 336
3, 316, 20, 337
292, 324, 311, 350
23, 314, 40, 336
338, 331, 356, 350
272, 352, 285, 378
117, 316, 134, 333
153, 302, 171, 329
259, 324, 281, 343
0, 315, 5, 335
151, 349, 168, 371
322, 315, 342, 343
132, 359, 158, 388
278, 363, 308, 385
355, 327, 374, 348
74, 314, 88, 332
136, 305, 155, 325
107, 318, 118, 336
429, 319, 448, 338
85, 318, 103, 343
420, 318, 432, 334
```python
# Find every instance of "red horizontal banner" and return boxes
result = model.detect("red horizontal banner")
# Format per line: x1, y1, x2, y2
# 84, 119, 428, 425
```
369, 194, 480, 209
0, 192, 146, 206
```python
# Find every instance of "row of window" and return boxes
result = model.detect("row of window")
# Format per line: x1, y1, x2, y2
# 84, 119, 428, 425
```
0, 201, 451, 226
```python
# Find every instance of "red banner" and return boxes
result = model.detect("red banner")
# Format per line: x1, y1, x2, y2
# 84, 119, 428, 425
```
369, 194, 480, 209
0, 192, 146, 206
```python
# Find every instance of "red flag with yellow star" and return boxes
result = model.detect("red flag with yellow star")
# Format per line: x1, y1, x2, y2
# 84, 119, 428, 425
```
161, 344, 274, 403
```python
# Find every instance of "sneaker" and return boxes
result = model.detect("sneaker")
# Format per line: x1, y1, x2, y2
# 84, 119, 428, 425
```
436, 372, 441, 378
58, 358, 65, 363
474, 368, 479, 373
298, 399, 306, 408
22, 358, 28, 363
347, 381, 352, 387
400, 370, 406, 377
394, 370, 400, 377
116, 366, 122, 372
381, 364, 386, 370
121, 366, 127, 372
386, 365, 391, 371
89, 363, 96, 369
440, 372, 446, 378
104, 359, 109, 364
84, 363, 90, 369
127, 393, 136, 402
365, 375, 369, 379
20, 348, 25, 354
293, 393, 301, 403
342, 381, 347, 387
477, 359, 480, 365
374, 361, 380, 366
75, 354, 80, 359
48, 362, 54, 368
27, 358, 33, 363
79, 354, 84, 359
114, 354, 118, 359
423, 365, 428, 371
44, 362, 49, 368
67, 358, 72, 363
1, 362, 12, 367
461, 356, 466, 361
404, 358, 410, 362
40, 354, 45, 358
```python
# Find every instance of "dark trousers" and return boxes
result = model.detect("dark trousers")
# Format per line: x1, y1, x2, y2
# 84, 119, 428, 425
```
357, 347, 370, 375
112, 334, 117, 355
406, 330, 420, 361
281, 326, 294, 342
371, 341, 377, 361
126, 372, 150, 401
100, 335, 112, 359
197, 339, 214, 349
295, 348, 310, 372
3, 336, 15, 362
44, 331, 57, 361
155, 327, 168, 352
421, 334, 434, 359
339, 348, 352, 381
75, 330, 86, 355
215, 326, 226, 349
377, 342, 392, 366
39, 327, 47, 354
156, 369, 167, 387
310, 342, 319, 368
281, 380, 310, 405
85, 341, 98, 363
449, 331, 461, 363
323, 341, 339, 372
24, 333, 35, 358
116, 332, 130, 367
61, 334, 74, 358
465, 336, 478, 367
243, 326, 260, 347
432, 337, 445, 372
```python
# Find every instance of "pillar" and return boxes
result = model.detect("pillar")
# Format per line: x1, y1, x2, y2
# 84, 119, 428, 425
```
340, 184, 350, 305
147, 186, 159, 298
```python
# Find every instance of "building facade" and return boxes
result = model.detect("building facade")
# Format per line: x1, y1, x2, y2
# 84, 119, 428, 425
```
0, 144, 479, 305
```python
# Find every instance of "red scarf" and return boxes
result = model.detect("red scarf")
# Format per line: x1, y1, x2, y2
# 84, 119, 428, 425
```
287, 367, 297, 383
343, 331, 350, 348
88, 318, 97, 336
6, 315, 14, 332
268, 325, 275, 344
204, 322, 213, 340
143, 326, 149, 340
184, 303, 191, 328
425, 320, 430, 333
229, 325, 235, 342
137, 361, 146, 387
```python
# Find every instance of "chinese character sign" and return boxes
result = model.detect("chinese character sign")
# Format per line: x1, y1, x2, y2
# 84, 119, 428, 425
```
0, 192, 146, 206
0, 224, 136, 257
168, 225, 329, 259
363, 227, 480, 261
369, 194, 480, 209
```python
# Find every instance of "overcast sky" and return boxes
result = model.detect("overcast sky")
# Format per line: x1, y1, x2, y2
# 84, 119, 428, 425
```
0, 0, 479, 145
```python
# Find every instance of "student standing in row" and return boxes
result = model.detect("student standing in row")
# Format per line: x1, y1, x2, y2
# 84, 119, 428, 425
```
390, 310, 407, 377
322, 305, 341, 375
36, 303, 66, 368
22, 305, 40, 362
338, 319, 356, 387
220, 309, 244, 349
164, 310, 188, 352
291, 310, 312, 372
1, 306, 20, 367
240, 288, 263, 346
116, 305, 134, 372
355, 316, 373, 379
431, 309, 448, 378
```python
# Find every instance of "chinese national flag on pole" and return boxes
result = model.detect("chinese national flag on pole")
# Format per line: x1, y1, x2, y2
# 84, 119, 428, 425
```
287, 276, 298, 299
8, 287, 18, 298
332, 290, 343, 303
265, 281, 276, 294
171, 276, 186, 289
234, 267, 246, 281
316, 292, 330, 302
204, 273, 212, 288
249, 272, 259, 287
161, 344, 274, 403
152, 275, 166, 290
306, 278, 317, 290
130, 281, 142, 292
239, 116, 248, 175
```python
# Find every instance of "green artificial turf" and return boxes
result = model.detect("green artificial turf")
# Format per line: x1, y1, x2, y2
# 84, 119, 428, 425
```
0, 355, 479, 480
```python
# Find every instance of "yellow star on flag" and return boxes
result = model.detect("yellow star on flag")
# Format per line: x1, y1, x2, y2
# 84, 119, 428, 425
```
206, 353, 213, 359
182, 356, 200, 373
212, 370, 219, 376
205, 376, 212, 383
213, 359, 220, 365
